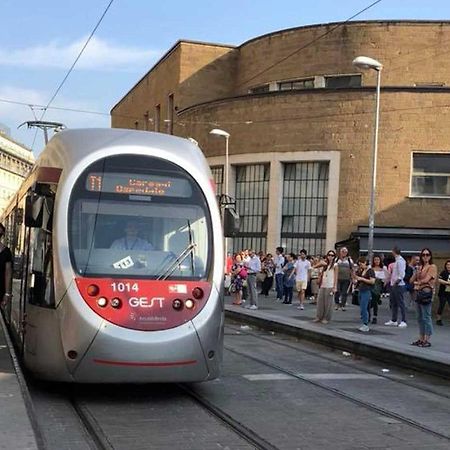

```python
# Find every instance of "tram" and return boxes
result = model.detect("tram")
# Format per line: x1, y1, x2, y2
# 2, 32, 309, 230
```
1, 128, 228, 382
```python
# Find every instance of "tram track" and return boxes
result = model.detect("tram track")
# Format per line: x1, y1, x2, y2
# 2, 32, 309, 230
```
225, 323, 450, 400
223, 344, 450, 443
69, 396, 115, 450
178, 383, 278, 450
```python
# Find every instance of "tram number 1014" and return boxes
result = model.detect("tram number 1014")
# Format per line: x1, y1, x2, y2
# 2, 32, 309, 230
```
111, 282, 139, 293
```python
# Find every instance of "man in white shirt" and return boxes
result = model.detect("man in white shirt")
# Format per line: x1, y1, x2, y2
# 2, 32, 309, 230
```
110, 220, 153, 251
295, 249, 311, 310
273, 247, 285, 301
385, 246, 407, 328
245, 249, 261, 310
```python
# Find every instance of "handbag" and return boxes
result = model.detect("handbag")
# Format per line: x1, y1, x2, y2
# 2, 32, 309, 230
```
416, 288, 433, 305
351, 289, 359, 305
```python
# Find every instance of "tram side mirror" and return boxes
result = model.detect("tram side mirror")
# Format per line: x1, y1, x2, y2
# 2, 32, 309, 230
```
25, 194, 44, 228
223, 207, 240, 237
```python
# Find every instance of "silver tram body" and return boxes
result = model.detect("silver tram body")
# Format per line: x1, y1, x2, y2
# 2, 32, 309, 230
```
2, 129, 224, 382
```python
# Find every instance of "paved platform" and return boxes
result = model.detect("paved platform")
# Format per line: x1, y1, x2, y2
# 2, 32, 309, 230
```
0, 314, 39, 450
225, 290, 450, 379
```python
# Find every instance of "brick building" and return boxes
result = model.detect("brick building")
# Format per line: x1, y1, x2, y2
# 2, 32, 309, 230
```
111, 20, 450, 256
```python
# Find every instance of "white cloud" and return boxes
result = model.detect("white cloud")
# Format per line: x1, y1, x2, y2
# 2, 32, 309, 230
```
0, 36, 159, 71
0, 86, 109, 152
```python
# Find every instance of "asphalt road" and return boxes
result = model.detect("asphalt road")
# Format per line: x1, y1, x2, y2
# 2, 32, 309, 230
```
28, 320, 450, 450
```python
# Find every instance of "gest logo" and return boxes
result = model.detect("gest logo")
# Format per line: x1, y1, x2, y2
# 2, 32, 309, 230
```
128, 297, 164, 308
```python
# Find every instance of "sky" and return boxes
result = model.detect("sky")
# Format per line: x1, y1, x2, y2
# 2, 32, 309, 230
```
1, 0, 450, 154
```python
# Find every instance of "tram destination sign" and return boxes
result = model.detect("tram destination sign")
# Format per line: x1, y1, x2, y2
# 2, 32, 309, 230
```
86, 172, 192, 197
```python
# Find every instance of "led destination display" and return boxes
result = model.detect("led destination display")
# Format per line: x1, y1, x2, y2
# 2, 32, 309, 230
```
86, 172, 192, 197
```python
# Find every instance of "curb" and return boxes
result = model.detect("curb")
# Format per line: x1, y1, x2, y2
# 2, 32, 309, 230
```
225, 307, 450, 380
0, 313, 45, 450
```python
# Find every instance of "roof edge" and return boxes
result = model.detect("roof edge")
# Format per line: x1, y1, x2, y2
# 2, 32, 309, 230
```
110, 39, 235, 113
238, 20, 450, 49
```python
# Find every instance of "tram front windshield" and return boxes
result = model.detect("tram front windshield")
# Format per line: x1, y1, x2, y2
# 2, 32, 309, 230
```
68, 155, 211, 280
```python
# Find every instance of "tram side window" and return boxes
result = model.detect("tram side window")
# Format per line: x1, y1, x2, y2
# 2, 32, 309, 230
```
28, 196, 55, 307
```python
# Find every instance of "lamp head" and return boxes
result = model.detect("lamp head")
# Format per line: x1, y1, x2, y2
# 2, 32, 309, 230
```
352, 56, 383, 71
209, 128, 230, 138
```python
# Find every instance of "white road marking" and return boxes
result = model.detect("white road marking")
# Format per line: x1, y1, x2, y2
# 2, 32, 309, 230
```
243, 374, 296, 381
242, 373, 384, 381
299, 373, 383, 380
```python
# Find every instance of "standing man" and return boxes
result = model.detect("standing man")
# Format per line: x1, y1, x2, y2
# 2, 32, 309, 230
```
245, 249, 261, 310
295, 249, 311, 310
273, 247, 285, 301
0, 223, 13, 310
385, 246, 408, 328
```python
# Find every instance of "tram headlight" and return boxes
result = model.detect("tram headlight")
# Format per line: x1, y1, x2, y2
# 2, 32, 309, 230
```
185, 299, 195, 309
172, 299, 183, 310
87, 284, 100, 297
97, 297, 108, 307
111, 298, 122, 309
192, 287, 204, 300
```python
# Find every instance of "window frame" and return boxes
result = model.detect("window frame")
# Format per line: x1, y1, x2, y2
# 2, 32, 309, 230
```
324, 73, 362, 89
410, 151, 450, 199
277, 78, 314, 91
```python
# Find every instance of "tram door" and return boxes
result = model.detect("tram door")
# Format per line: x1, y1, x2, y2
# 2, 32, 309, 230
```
22, 189, 56, 358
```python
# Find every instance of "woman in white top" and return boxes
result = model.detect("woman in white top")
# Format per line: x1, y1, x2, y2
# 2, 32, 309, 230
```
313, 250, 338, 324
369, 254, 389, 324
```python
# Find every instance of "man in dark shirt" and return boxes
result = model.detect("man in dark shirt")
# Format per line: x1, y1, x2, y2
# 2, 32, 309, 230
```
0, 223, 13, 306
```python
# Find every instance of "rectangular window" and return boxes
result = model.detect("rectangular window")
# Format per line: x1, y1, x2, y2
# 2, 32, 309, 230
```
210, 166, 224, 197
325, 75, 361, 89
278, 79, 314, 91
281, 162, 329, 256
249, 85, 270, 94
154, 104, 161, 132
167, 94, 174, 135
232, 164, 269, 252
411, 152, 450, 197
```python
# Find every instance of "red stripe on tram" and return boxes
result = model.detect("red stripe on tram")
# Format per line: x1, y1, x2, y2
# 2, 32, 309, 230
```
93, 358, 197, 367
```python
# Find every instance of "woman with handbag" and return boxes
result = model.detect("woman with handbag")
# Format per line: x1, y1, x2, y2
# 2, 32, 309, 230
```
230, 254, 247, 305
353, 257, 376, 332
313, 250, 337, 324
410, 248, 437, 347
369, 254, 389, 324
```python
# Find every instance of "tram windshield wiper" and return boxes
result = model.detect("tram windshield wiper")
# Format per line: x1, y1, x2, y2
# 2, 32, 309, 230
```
157, 242, 197, 280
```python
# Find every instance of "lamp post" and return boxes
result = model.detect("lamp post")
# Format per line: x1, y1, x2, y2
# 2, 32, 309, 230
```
209, 128, 230, 196
352, 56, 383, 263
210, 128, 231, 260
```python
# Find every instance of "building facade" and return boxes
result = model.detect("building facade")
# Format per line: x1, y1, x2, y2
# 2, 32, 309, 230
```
0, 133, 34, 216
111, 21, 450, 256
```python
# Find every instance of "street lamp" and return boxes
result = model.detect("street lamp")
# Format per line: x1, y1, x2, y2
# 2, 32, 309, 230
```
210, 128, 231, 260
352, 56, 383, 263
209, 128, 230, 196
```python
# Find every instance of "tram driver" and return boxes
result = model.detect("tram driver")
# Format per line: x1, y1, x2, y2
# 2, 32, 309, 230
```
110, 219, 154, 251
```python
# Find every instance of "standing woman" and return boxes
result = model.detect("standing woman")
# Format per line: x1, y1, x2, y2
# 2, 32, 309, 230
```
353, 257, 375, 332
261, 253, 275, 296
410, 248, 437, 347
436, 260, 450, 326
334, 247, 353, 311
313, 250, 338, 324
0, 223, 13, 309
230, 254, 246, 306
370, 254, 389, 324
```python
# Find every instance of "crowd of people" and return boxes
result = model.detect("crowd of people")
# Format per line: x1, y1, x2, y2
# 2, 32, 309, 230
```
226, 245, 450, 348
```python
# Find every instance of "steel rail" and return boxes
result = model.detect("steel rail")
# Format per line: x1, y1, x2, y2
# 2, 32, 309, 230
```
224, 345, 450, 442
224, 323, 450, 400
178, 383, 280, 450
